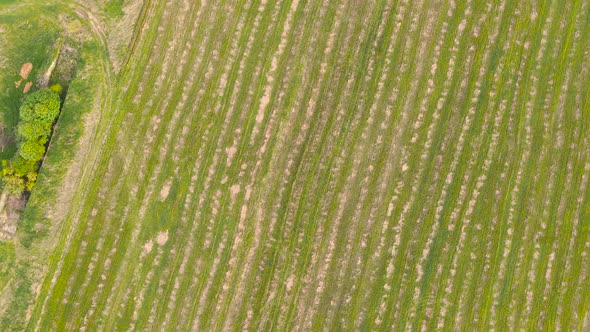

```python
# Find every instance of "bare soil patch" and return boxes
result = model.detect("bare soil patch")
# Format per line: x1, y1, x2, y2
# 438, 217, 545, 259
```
20, 62, 32, 79
23, 81, 32, 93
0, 193, 25, 240
142, 240, 153, 257
159, 179, 172, 201
226, 146, 237, 160
156, 230, 168, 246
230, 184, 240, 197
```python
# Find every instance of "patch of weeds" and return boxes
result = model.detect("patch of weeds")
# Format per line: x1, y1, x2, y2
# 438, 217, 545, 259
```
105, 0, 125, 18
0, 263, 32, 331
0, 241, 15, 290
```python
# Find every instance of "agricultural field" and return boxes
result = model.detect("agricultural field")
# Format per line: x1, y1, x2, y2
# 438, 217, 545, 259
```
1, 0, 590, 331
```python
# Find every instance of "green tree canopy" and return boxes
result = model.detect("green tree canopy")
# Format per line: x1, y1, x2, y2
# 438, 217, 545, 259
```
17, 121, 51, 142
1, 158, 37, 194
19, 140, 46, 161
2, 174, 24, 195
18, 88, 61, 123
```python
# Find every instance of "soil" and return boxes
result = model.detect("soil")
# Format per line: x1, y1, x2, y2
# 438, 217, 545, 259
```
0, 193, 25, 240
156, 230, 168, 246
19, 62, 32, 79
23, 81, 32, 93
159, 179, 172, 201
142, 240, 153, 257
230, 184, 240, 197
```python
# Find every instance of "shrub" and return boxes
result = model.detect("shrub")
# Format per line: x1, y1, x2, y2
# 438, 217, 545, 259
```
49, 83, 63, 94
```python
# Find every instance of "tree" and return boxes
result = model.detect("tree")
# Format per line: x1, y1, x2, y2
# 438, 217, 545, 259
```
19, 140, 46, 161
18, 88, 61, 123
17, 121, 51, 142
1, 158, 38, 195
2, 173, 25, 195
25, 171, 37, 191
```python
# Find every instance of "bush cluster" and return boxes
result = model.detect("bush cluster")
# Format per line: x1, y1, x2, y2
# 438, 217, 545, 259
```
1, 85, 62, 194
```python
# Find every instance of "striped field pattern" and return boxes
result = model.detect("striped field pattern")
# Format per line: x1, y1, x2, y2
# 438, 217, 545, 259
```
23, 0, 590, 330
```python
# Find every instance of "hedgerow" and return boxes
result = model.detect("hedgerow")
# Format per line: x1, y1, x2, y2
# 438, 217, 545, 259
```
1, 85, 61, 195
